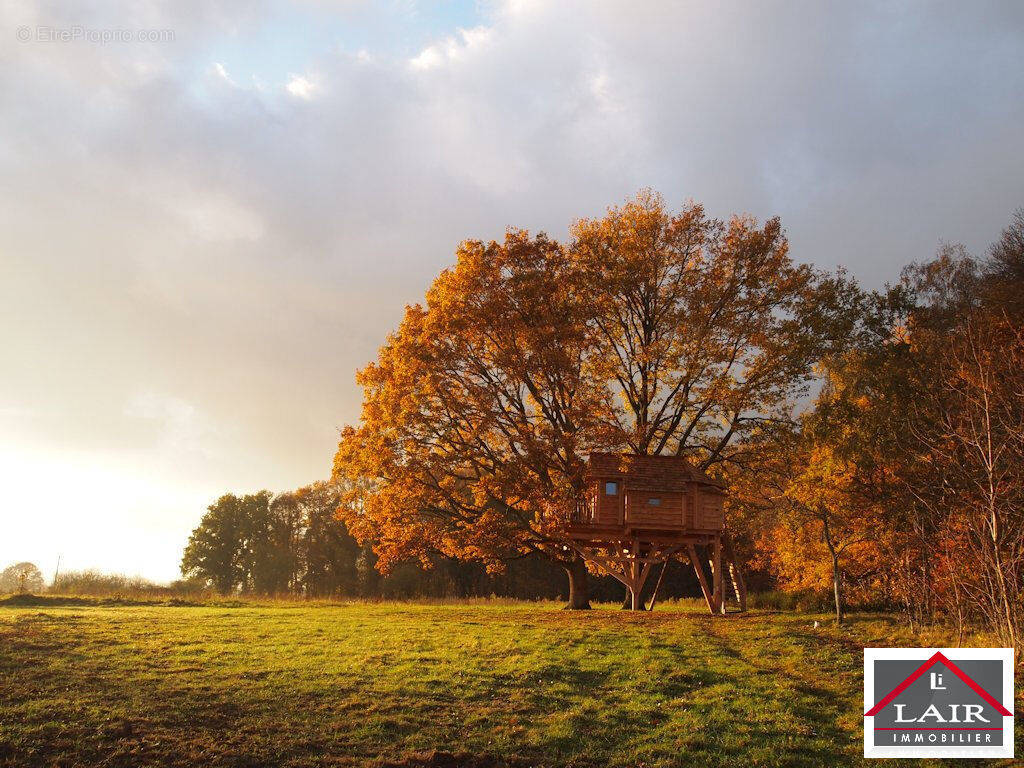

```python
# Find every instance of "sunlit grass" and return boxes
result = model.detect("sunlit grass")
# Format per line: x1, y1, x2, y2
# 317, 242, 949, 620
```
0, 600, 1019, 767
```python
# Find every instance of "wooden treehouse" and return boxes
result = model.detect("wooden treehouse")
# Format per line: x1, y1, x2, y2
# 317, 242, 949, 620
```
567, 453, 746, 613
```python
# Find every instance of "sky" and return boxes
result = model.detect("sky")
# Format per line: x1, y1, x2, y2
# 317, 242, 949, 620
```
1, 0, 1022, 583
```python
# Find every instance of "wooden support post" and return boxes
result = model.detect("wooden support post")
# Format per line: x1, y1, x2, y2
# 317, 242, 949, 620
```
628, 551, 638, 610
646, 546, 682, 612
646, 560, 669, 612
629, 548, 654, 610
711, 536, 725, 615
722, 534, 747, 612
626, 537, 639, 611
639, 560, 653, 604
687, 544, 715, 613
575, 541, 653, 611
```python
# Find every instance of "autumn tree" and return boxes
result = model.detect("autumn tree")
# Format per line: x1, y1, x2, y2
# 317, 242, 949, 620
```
335, 230, 596, 603
921, 317, 1024, 649
801, 210, 1024, 642
334, 192, 849, 607
569, 193, 854, 467
748, 416, 886, 624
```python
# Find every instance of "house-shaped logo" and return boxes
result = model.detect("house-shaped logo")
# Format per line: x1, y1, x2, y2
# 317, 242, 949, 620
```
864, 648, 1014, 758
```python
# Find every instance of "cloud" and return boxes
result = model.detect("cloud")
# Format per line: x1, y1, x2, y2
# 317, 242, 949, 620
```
173, 192, 265, 242
124, 392, 214, 456
409, 25, 494, 70
285, 73, 320, 99
211, 61, 235, 86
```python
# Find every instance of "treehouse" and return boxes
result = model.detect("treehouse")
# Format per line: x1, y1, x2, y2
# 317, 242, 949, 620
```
567, 453, 746, 613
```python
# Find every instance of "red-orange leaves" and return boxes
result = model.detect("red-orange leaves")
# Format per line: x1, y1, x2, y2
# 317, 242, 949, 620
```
334, 193, 837, 574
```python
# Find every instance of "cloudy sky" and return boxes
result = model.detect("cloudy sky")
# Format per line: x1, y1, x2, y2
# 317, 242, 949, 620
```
1, 0, 1022, 582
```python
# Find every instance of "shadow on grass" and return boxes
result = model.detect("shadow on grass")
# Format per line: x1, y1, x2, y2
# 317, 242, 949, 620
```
0, 593, 205, 608
374, 750, 548, 768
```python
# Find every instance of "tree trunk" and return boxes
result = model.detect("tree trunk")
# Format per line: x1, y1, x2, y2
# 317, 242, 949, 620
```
563, 557, 592, 610
987, 504, 1019, 651
630, 587, 643, 611
831, 552, 844, 625
822, 514, 844, 625
951, 573, 965, 647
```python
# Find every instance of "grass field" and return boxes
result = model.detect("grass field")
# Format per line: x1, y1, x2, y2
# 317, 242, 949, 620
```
1, 598, 1019, 767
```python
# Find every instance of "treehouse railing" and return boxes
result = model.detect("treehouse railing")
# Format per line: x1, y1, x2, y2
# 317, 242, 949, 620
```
570, 499, 595, 525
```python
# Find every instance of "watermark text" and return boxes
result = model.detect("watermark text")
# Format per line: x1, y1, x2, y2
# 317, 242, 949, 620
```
16, 25, 175, 44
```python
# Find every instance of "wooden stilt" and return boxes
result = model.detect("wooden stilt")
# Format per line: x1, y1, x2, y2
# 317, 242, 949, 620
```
570, 542, 655, 611
568, 540, 697, 613
687, 544, 715, 612
626, 537, 639, 610
646, 559, 669, 612
722, 534, 747, 612
630, 550, 654, 610
628, 551, 638, 610
711, 536, 725, 615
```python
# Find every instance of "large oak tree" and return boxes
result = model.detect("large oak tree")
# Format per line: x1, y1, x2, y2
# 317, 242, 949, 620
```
334, 192, 847, 607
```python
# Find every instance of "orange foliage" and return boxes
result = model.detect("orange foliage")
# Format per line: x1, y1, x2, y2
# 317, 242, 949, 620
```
334, 193, 838, 574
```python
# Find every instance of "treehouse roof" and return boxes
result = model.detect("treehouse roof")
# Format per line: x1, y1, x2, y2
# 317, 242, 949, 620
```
585, 452, 724, 492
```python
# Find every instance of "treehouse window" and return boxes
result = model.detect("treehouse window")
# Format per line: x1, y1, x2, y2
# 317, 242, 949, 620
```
605, 482, 618, 496
647, 497, 661, 506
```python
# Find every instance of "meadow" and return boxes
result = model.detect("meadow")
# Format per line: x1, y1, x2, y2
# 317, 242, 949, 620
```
0, 597, 1019, 768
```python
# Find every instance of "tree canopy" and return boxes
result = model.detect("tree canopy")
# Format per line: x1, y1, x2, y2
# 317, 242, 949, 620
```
334, 192, 849, 585
180, 483, 359, 595
742, 210, 1024, 639
0, 562, 45, 594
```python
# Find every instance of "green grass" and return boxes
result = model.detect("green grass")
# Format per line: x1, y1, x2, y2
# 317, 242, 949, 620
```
0, 599, 1019, 767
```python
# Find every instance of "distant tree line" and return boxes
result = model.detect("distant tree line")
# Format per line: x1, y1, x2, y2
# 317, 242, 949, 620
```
181, 483, 357, 596
48, 570, 202, 597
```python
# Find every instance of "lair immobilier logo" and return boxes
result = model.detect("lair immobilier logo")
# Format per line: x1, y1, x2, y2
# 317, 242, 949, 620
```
864, 648, 1014, 758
